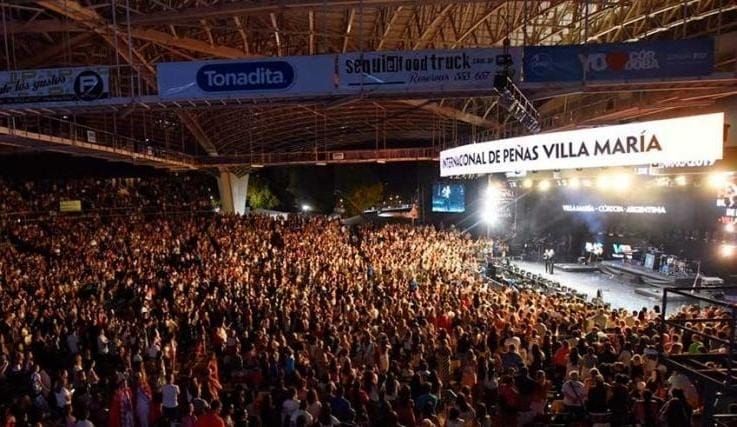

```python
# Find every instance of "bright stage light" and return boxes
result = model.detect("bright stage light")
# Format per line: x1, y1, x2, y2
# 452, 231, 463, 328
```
596, 175, 611, 190
301, 204, 312, 212
720, 244, 736, 258
613, 173, 632, 192
675, 175, 687, 186
481, 208, 498, 225
522, 178, 533, 189
568, 177, 581, 189
485, 184, 501, 199
537, 180, 551, 192
481, 195, 499, 225
708, 172, 730, 189
726, 223, 736, 233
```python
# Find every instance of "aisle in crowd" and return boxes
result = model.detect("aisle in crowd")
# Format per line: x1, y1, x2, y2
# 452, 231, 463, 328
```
0, 178, 729, 427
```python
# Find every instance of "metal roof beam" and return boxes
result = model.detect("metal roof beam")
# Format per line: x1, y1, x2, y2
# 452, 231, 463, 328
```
128, 0, 492, 26
35, 0, 219, 157
413, 4, 454, 50
401, 99, 498, 130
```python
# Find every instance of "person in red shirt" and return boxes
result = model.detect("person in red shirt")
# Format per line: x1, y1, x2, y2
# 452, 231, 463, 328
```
553, 340, 571, 381
194, 400, 225, 427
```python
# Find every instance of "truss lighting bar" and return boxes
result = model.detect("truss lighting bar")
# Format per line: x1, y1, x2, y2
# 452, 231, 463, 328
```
494, 75, 541, 134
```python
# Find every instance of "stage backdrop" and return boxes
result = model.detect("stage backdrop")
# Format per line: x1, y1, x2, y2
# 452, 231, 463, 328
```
516, 183, 726, 268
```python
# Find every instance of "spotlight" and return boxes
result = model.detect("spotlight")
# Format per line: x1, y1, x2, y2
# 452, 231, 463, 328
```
675, 175, 687, 186
522, 179, 533, 189
485, 184, 501, 199
720, 243, 736, 257
538, 180, 551, 192
481, 208, 498, 225
568, 177, 581, 189
301, 204, 312, 212
726, 223, 735, 233
708, 172, 730, 189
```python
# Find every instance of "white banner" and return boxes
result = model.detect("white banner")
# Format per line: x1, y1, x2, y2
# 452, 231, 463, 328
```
338, 48, 521, 93
0, 66, 109, 104
157, 55, 335, 100
440, 113, 724, 176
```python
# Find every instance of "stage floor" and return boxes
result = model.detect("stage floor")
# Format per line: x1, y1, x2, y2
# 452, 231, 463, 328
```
512, 260, 666, 313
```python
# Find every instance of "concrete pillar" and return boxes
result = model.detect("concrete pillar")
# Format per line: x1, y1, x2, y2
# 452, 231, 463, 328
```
217, 171, 249, 215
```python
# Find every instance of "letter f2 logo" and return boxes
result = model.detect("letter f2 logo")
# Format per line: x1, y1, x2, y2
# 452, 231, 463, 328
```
74, 71, 105, 100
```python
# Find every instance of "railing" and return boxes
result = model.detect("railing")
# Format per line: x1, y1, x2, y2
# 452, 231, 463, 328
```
659, 286, 737, 426
660, 286, 737, 389
0, 115, 195, 167
197, 147, 439, 167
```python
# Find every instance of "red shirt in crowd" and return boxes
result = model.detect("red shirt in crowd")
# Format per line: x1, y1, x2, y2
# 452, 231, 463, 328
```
194, 412, 225, 427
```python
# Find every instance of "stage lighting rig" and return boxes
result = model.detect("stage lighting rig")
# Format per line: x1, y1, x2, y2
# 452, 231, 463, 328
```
493, 39, 541, 134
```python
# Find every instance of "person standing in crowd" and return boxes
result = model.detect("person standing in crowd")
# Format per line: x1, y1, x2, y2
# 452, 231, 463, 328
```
562, 371, 585, 419
195, 400, 226, 427
659, 388, 693, 427
161, 374, 180, 422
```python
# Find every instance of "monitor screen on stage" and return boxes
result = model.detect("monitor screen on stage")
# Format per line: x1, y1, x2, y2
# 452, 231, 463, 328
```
432, 183, 465, 213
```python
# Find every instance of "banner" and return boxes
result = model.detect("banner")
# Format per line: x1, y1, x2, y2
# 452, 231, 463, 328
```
338, 48, 521, 93
524, 38, 713, 82
59, 200, 82, 213
0, 67, 109, 104
157, 55, 335, 100
439, 113, 724, 176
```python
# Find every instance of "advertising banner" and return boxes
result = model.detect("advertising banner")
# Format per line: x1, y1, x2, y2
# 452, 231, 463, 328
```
338, 48, 521, 93
0, 66, 109, 104
523, 38, 714, 83
157, 55, 335, 100
59, 200, 82, 213
439, 113, 724, 177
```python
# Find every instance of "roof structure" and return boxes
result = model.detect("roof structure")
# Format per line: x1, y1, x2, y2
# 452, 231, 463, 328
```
0, 0, 736, 170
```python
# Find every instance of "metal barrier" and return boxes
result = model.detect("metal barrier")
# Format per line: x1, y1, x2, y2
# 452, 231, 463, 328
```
660, 286, 737, 426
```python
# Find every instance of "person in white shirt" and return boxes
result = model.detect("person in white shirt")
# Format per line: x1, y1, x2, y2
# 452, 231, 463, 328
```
54, 377, 73, 409
75, 409, 95, 427
289, 400, 314, 427
161, 373, 180, 420
562, 371, 585, 416
282, 388, 300, 424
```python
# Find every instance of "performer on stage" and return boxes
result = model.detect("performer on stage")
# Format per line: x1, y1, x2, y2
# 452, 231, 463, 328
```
549, 249, 555, 275
543, 249, 555, 274
543, 249, 550, 273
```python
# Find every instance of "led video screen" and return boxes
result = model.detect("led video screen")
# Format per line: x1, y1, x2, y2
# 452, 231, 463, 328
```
432, 183, 465, 213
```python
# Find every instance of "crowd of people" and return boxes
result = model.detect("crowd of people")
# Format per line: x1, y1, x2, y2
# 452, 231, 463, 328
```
0, 175, 215, 216
0, 176, 730, 427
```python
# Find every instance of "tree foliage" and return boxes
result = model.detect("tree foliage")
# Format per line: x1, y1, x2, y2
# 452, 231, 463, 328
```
247, 175, 279, 209
345, 182, 384, 216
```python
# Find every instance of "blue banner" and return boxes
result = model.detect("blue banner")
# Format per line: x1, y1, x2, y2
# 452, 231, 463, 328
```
157, 55, 335, 100
524, 38, 714, 83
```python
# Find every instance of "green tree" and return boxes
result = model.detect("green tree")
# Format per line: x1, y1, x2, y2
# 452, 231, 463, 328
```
345, 182, 384, 216
247, 175, 279, 209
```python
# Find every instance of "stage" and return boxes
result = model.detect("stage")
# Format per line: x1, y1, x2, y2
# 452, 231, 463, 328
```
599, 260, 696, 287
511, 260, 688, 313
